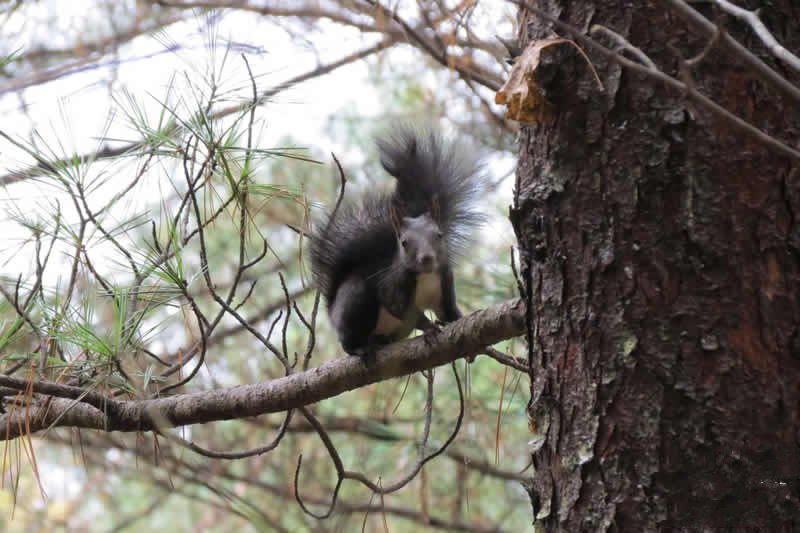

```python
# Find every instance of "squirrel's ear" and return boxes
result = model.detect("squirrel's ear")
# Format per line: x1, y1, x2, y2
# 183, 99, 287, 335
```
390, 202, 405, 234
430, 194, 441, 223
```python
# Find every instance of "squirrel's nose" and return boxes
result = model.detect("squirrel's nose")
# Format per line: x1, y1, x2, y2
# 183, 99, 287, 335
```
419, 254, 435, 272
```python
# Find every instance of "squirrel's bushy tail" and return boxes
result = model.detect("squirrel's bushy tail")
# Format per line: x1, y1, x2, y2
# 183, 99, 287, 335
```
310, 192, 394, 303
376, 125, 486, 259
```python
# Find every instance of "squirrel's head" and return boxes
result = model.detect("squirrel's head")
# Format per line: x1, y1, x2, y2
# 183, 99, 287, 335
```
390, 200, 445, 274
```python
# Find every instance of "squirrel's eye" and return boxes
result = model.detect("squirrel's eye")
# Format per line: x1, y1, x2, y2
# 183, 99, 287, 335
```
401, 239, 409, 248
437, 231, 443, 239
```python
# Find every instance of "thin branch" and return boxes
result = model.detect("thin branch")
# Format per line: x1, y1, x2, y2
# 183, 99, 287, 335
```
590, 25, 657, 70
658, 0, 800, 105
482, 347, 528, 373
153, 407, 292, 459
711, 0, 800, 75
345, 362, 466, 494
0, 39, 394, 186
152, 0, 394, 36
295, 362, 465, 517
362, 0, 502, 90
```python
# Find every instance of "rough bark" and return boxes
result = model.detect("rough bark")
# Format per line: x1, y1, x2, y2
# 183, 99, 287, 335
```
512, 1, 800, 529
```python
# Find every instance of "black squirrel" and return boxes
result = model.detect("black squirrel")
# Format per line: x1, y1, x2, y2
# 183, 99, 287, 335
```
310, 126, 485, 357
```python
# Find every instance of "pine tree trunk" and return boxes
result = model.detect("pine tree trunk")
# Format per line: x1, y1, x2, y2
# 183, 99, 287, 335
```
512, 1, 800, 529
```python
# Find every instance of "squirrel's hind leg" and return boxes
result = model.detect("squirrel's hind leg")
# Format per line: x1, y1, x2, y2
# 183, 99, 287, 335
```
330, 276, 379, 357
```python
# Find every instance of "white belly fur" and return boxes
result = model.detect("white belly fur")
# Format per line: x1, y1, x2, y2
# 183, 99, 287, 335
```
372, 273, 442, 339
414, 272, 442, 312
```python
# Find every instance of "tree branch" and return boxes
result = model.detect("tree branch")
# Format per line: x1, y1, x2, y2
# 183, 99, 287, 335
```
0, 299, 524, 440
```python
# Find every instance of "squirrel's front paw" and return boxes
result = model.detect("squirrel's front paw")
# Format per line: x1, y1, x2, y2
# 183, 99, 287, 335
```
347, 346, 378, 366
422, 326, 440, 346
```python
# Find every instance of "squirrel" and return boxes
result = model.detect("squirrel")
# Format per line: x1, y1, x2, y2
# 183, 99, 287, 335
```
310, 126, 485, 357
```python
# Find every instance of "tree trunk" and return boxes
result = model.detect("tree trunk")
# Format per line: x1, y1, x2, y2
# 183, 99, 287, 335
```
512, 1, 800, 529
